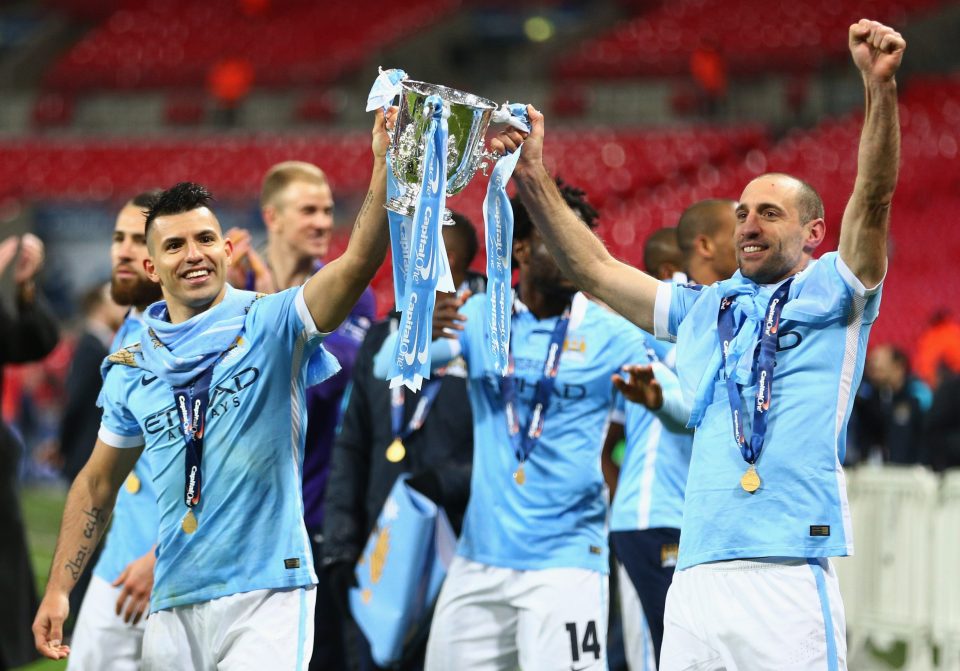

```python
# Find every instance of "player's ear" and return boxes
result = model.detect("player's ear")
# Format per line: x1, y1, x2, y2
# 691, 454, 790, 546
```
695, 234, 713, 259
804, 218, 826, 252
222, 236, 234, 267
144, 258, 160, 284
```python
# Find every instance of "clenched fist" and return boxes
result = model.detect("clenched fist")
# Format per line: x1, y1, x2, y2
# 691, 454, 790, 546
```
849, 19, 906, 84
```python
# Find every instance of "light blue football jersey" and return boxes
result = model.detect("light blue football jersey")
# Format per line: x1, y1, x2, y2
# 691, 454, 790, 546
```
454, 292, 649, 573
97, 288, 325, 612
654, 252, 881, 570
610, 342, 694, 533
93, 311, 160, 584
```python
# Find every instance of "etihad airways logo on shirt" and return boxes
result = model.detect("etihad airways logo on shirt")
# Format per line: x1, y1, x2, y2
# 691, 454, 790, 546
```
143, 366, 260, 442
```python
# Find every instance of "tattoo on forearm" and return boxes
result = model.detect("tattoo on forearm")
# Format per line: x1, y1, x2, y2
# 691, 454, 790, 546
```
356, 189, 375, 226
63, 506, 107, 580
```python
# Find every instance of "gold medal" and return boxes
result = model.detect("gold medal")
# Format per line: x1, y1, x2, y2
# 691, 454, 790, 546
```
385, 439, 406, 463
740, 465, 761, 493
181, 510, 198, 534
124, 473, 141, 494
513, 463, 526, 486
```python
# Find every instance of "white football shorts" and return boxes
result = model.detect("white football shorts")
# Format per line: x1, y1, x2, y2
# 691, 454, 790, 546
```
660, 557, 846, 671
68, 575, 146, 671
425, 556, 608, 671
142, 585, 316, 671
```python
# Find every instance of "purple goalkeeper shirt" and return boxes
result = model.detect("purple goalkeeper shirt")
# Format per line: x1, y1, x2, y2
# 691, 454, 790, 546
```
302, 263, 375, 534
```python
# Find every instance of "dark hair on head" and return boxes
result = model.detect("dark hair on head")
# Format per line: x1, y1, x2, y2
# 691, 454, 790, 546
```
510, 176, 599, 242
130, 188, 164, 210
144, 182, 214, 242
446, 211, 479, 267
80, 283, 108, 316
676, 198, 736, 261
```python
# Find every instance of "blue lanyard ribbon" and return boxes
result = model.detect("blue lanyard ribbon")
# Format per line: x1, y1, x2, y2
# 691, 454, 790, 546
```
172, 365, 217, 509
390, 374, 445, 443
388, 94, 448, 391
716, 279, 793, 465
500, 307, 571, 463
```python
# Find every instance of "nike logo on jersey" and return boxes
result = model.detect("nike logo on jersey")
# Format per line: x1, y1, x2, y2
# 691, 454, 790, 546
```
140, 374, 157, 386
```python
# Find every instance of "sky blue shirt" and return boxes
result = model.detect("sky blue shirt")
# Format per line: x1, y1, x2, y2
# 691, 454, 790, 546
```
654, 253, 881, 570
453, 292, 649, 573
610, 343, 694, 533
92, 310, 160, 584
97, 287, 324, 612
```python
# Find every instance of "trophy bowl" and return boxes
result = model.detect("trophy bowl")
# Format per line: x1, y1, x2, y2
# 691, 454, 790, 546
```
386, 79, 499, 219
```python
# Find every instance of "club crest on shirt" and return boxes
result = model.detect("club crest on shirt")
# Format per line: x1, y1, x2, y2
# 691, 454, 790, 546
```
562, 336, 587, 362
107, 344, 141, 367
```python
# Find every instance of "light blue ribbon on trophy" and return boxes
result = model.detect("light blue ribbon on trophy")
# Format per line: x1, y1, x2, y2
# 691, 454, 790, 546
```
483, 103, 530, 374
365, 67, 408, 112
386, 154, 412, 308
388, 94, 449, 391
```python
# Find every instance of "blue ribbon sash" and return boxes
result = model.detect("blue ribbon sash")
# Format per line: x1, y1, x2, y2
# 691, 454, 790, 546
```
500, 306, 571, 468
716, 278, 793, 466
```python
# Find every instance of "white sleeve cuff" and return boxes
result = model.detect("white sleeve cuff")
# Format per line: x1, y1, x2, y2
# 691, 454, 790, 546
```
98, 425, 145, 448
836, 255, 884, 297
653, 281, 676, 342
295, 287, 331, 338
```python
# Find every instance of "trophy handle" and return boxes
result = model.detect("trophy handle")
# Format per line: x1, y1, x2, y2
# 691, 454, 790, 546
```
478, 149, 502, 177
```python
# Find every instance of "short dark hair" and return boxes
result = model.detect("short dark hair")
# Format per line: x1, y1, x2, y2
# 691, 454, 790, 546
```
676, 198, 736, 262
446, 211, 479, 268
80, 283, 108, 316
144, 182, 214, 244
510, 177, 599, 242
643, 227, 683, 277
130, 188, 163, 210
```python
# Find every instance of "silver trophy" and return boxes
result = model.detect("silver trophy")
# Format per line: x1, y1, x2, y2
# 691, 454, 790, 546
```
386, 79, 501, 219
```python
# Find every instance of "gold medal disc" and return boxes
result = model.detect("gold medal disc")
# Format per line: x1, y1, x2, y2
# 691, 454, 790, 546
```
181, 510, 198, 534
385, 439, 406, 463
740, 465, 761, 493
124, 473, 141, 494
513, 464, 526, 486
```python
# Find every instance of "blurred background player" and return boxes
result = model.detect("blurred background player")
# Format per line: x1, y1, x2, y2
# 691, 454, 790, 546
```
227, 160, 376, 670
323, 212, 484, 670
0, 232, 58, 670
66, 191, 164, 671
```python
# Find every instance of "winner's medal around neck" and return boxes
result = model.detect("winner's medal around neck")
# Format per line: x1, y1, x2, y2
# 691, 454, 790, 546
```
717, 279, 794, 496
513, 462, 526, 486
386, 438, 406, 463
740, 464, 761, 493
125, 472, 141, 494
181, 510, 198, 534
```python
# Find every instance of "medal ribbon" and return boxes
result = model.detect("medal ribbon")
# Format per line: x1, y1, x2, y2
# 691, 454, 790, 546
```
172, 364, 217, 509
716, 279, 793, 465
500, 306, 571, 464
482, 104, 530, 375
390, 374, 445, 443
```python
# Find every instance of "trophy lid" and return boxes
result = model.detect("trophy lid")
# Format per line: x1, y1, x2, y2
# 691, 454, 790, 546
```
401, 79, 498, 111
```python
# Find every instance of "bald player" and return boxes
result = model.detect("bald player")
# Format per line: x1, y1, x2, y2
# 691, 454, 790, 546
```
492, 19, 905, 668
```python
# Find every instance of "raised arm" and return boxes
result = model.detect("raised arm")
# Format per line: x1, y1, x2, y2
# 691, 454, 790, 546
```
33, 439, 143, 659
838, 19, 906, 288
303, 107, 395, 333
491, 109, 661, 332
